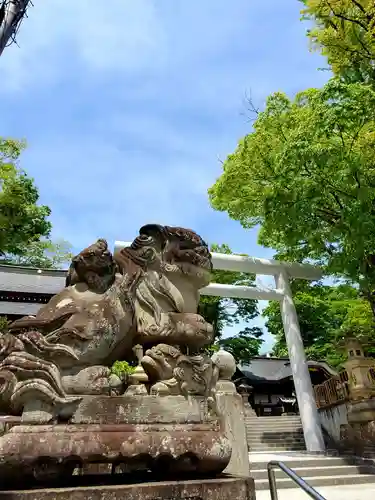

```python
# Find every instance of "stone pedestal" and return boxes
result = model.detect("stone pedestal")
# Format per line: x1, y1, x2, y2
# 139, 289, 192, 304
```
338, 399, 375, 456
348, 398, 375, 424
212, 350, 250, 477
0, 395, 231, 483
0, 476, 256, 500
216, 391, 250, 476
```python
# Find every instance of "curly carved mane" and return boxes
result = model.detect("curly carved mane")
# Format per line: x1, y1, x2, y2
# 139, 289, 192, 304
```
113, 224, 212, 330
114, 229, 182, 328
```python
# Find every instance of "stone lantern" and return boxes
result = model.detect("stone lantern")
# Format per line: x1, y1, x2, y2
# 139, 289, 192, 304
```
237, 382, 255, 415
341, 337, 375, 401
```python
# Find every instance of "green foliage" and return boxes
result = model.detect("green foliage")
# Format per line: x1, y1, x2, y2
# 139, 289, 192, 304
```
198, 243, 263, 363
111, 360, 136, 380
0, 137, 52, 256
1, 239, 74, 269
209, 79, 375, 310
198, 244, 259, 337
218, 328, 263, 364
0, 137, 72, 269
263, 281, 374, 367
0, 316, 10, 333
300, 0, 375, 83
204, 343, 220, 356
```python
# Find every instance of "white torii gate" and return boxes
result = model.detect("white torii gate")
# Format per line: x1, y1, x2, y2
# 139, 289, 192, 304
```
114, 241, 325, 452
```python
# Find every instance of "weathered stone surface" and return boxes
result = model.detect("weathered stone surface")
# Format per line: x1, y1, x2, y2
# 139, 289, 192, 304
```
0, 419, 231, 479
142, 346, 218, 405
217, 393, 249, 477
0, 415, 20, 436
212, 350, 250, 477
70, 395, 210, 424
0, 226, 215, 418
348, 399, 375, 424
0, 225, 236, 487
0, 476, 256, 500
211, 350, 236, 381
339, 419, 375, 455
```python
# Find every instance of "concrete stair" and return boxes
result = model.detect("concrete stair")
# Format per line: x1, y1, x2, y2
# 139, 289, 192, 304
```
245, 415, 306, 452
250, 452, 375, 491
256, 484, 375, 500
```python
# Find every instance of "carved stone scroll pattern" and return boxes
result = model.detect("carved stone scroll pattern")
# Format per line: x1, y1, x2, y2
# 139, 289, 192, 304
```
0, 225, 215, 419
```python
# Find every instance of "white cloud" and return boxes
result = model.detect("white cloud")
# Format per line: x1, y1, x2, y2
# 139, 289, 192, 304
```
21, 130, 217, 250
0, 0, 166, 90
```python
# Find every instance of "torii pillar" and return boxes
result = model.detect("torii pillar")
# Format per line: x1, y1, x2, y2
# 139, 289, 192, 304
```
275, 270, 325, 452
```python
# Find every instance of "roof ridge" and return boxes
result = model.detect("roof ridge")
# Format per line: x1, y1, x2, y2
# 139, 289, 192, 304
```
0, 264, 67, 277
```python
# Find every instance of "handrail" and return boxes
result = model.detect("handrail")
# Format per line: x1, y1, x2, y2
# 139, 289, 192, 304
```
267, 461, 326, 500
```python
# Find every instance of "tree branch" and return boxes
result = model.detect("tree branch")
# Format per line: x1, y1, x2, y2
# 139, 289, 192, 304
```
326, 0, 369, 31
336, 124, 346, 148
350, 0, 366, 16
330, 192, 344, 210
353, 170, 361, 189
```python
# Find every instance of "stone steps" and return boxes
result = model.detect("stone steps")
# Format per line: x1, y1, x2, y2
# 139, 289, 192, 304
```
256, 484, 375, 500
250, 444, 306, 452
250, 453, 375, 491
245, 415, 306, 452
248, 438, 305, 445
255, 473, 375, 490
252, 464, 375, 479
248, 440, 306, 447
250, 455, 349, 470
246, 431, 304, 438
246, 424, 304, 430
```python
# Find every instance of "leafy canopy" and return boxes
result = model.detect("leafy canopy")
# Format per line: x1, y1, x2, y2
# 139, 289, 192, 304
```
209, 79, 375, 301
0, 138, 51, 256
264, 280, 374, 367
1, 239, 74, 269
0, 137, 73, 269
300, 0, 375, 83
198, 244, 263, 362
218, 328, 263, 365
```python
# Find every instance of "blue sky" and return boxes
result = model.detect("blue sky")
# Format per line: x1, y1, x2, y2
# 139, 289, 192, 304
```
0, 0, 329, 352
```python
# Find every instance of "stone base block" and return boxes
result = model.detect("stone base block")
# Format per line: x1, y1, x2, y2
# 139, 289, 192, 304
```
348, 399, 375, 424
0, 475, 256, 500
0, 422, 230, 480
0, 395, 231, 482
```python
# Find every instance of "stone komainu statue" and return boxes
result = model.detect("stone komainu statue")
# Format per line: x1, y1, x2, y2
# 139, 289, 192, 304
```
0, 224, 217, 420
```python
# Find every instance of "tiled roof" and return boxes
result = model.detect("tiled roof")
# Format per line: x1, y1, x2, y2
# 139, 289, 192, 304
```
0, 301, 41, 316
237, 357, 337, 382
0, 265, 66, 295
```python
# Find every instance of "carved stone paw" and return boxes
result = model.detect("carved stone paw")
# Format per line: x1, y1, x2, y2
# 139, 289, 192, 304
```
62, 366, 124, 396
169, 313, 214, 348
108, 373, 125, 395
150, 378, 180, 396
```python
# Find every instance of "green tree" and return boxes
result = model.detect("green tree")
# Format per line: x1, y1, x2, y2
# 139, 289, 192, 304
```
0, 137, 51, 256
1, 239, 73, 269
300, 0, 375, 83
218, 328, 263, 364
198, 244, 263, 362
263, 281, 374, 367
0, 137, 72, 269
209, 78, 375, 315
